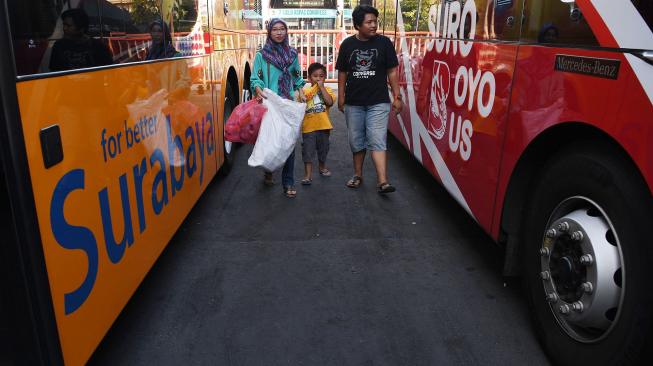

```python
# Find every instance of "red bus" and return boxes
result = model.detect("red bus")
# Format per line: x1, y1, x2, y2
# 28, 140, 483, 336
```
0, 0, 256, 364
389, 0, 653, 364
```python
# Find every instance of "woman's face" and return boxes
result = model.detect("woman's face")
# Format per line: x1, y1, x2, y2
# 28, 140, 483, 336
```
270, 23, 287, 44
151, 24, 163, 43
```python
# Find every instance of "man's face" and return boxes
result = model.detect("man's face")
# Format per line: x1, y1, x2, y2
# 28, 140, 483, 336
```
62, 17, 83, 38
357, 13, 378, 39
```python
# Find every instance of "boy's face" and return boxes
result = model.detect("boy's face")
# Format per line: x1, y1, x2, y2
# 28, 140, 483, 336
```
309, 68, 326, 84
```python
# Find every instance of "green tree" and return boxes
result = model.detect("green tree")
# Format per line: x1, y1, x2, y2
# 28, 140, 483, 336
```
399, 0, 432, 32
131, 0, 160, 31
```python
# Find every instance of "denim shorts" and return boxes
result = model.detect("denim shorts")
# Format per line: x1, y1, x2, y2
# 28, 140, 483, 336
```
344, 103, 391, 152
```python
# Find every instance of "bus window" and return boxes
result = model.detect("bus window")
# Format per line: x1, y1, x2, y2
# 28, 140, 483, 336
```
424, 0, 522, 42
104, 1, 164, 64
522, 0, 599, 47
632, 0, 653, 35
8, 1, 110, 75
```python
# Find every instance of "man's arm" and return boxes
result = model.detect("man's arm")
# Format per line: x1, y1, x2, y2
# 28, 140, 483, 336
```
337, 71, 347, 112
387, 66, 402, 114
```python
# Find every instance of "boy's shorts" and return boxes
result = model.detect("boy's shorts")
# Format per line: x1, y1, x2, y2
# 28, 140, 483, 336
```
302, 130, 330, 163
344, 103, 391, 153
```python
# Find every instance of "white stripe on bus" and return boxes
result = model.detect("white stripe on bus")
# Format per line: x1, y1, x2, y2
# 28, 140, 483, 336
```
590, 0, 653, 106
590, 0, 653, 50
395, 2, 475, 220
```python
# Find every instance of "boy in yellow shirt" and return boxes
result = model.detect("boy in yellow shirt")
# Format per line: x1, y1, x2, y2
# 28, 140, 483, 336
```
301, 63, 336, 185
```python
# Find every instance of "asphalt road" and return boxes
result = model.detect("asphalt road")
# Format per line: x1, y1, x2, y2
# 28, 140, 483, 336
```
90, 107, 550, 365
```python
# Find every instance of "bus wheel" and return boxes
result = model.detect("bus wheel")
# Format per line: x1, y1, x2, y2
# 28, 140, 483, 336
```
221, 82, 236, 174
522, 144, 653, 365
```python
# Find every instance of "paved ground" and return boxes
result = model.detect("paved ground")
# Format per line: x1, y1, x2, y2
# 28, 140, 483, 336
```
90, 107, 551, 365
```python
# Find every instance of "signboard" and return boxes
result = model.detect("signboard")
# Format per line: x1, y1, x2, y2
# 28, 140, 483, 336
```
269, 8, 338, 18
241, 10, 263, 19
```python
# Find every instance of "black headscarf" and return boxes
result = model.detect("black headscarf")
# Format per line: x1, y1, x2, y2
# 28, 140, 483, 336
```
146, 20, 179, 60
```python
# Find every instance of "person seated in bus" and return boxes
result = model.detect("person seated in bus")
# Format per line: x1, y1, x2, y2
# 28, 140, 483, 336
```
538, 23, 559, 44
49, 8, 113, 71
146, 20, 181, 60
300, 62, 336, 186
250, 18, 306, 198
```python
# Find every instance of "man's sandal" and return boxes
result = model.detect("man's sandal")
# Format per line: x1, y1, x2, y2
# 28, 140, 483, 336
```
377, 182, 396, 194
301, 178, 312, 185
284, 186, 297, 198
346, 176, 362, 188
319, 169, 332, 177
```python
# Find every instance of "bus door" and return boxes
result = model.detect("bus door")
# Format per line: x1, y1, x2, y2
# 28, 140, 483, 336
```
392, 0, 524, 230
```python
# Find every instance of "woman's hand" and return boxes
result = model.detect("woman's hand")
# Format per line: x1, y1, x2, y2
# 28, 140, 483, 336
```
297, 88, 307, 102
255, 87, 266, 101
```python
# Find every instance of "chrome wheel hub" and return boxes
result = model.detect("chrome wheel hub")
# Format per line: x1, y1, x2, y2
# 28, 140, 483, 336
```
540, 197, 624, 342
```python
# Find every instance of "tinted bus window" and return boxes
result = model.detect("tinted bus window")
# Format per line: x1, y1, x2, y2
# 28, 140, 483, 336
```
7, 0, 170, 76
632, 0, 653, 35
8, 0, 107, 75
102, 0, 162, 64
422, 0, 522, 42
522, 0, 599, 46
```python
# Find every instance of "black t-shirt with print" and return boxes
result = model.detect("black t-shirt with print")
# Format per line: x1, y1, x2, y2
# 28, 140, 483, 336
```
335, 34, 398, 106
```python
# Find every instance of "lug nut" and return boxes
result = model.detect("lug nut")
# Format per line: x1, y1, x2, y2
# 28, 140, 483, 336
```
580, 254, 594, 266
540, 271, 551, 280
557, 221, 570, 232
539, 247, 551, 257
546, 293, 559, 303
571, 231, 584, 241
581, 282, 593, 293
559, 304, 571, 315
572, 301, 584, 312
546, 229, 557, 238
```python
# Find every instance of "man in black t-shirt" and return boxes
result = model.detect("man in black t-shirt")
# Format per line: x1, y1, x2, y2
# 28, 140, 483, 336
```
335, 5, 402, 194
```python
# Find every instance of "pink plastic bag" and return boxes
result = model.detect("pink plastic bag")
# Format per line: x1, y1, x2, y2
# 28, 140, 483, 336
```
225, 99, 267, 144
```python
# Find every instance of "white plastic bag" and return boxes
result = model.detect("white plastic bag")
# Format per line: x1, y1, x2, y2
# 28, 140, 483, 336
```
248, 88, 306, 171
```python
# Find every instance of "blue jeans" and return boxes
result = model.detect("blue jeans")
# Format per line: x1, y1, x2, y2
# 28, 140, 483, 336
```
281, 149, 295, 188
344, 103, 391, 153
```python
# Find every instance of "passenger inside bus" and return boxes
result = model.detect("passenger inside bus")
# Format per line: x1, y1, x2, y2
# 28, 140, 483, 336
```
146, 20, 181, 60
49, 8, 113, 72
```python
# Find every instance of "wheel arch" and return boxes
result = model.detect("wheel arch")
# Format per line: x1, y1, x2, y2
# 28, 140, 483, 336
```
226, 66, 239, 105
242, 62, 251, 100
500, 122, 649, 276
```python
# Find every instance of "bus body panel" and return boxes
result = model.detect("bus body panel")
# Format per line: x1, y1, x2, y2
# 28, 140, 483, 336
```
391, 0, 653, 241
16, 56, 220, 365
391, 0, 520, 233
491, 45, 653, 238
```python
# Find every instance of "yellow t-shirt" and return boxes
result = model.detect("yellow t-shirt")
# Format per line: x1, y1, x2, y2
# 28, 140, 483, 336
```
302, 84, 336, 134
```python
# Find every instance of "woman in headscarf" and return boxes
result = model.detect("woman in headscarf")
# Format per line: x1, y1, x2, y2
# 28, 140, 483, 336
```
146, 20, 180, 60
250, 18, 306, 198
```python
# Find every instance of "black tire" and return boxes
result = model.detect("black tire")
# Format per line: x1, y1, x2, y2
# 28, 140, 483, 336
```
220, 82, 237, 175
522, 143, 653, 365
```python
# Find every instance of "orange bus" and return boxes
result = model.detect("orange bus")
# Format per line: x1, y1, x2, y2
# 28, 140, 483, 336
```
0, 1, 256, 364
